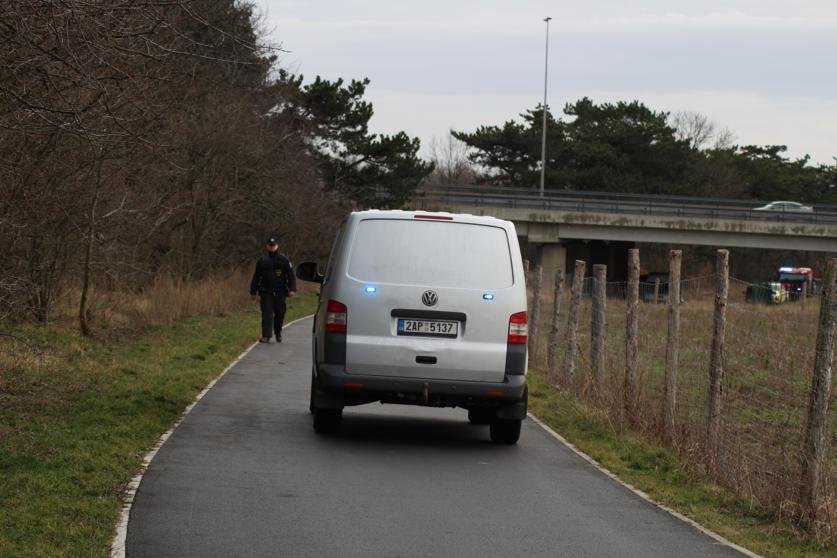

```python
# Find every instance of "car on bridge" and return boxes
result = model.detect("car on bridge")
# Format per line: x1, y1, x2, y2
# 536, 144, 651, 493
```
753, 201, 814, 212
296, 210, 529, 444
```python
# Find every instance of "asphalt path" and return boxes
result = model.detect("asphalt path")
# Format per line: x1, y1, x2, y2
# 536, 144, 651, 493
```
126, 317, 746, 558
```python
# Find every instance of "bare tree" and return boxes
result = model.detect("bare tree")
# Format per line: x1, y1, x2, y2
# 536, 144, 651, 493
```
671, 111, 716, 150
0, 1, 346, 330
670, 111, 738, 152
427, 133, 475, 185
713, 127, 737, 150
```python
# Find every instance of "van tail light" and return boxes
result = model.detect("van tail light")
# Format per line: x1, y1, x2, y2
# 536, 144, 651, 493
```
326, 300, 347, 333
507, 311, 528, 344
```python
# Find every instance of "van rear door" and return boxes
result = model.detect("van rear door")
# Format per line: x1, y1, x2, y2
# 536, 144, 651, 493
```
341, 216, 519, 383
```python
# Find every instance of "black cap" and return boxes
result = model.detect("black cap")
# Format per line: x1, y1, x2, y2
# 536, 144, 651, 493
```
266, 237, 278, 245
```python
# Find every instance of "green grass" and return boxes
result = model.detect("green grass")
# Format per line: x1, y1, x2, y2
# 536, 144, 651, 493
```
527, 369, 835, 558
0, 294, 317, 557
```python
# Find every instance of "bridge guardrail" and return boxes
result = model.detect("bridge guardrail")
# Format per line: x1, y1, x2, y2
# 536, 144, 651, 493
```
420, 185, 837, 211
417, 186, 837, 226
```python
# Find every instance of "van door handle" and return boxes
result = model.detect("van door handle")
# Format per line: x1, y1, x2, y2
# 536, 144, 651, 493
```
416, 356, 437, 365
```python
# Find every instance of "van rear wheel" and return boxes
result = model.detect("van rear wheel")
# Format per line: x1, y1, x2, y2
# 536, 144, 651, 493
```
313, 408, 342, 434
309, 371, 315, 414
489, 418, 521, 444
468, 408, 494, 425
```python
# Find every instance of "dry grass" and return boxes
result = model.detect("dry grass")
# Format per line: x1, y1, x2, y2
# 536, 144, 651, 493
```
529, 274, 835, 546
0, 267, 319, 443
43, 269, 320, 333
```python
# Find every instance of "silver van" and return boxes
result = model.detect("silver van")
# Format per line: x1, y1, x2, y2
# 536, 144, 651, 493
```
296, 210, 528, 444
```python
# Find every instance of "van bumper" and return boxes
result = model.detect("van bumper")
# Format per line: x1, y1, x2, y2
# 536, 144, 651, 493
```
315, 364, 527, 416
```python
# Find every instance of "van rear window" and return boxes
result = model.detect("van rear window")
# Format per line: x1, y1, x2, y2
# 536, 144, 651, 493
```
347, 219, 514, 289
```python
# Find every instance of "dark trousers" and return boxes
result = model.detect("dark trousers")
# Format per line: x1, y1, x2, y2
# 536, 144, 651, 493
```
259, 292, 287, 339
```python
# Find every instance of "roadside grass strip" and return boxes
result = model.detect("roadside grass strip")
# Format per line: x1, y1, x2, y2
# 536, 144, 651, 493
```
0, 294, 317, 558
527, 370, 833, 558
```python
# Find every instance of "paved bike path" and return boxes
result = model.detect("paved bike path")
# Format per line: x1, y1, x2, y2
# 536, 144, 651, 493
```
125, 317, 746, 557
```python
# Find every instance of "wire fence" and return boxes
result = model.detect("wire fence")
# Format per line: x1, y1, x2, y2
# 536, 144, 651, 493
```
528, 262, 835, 541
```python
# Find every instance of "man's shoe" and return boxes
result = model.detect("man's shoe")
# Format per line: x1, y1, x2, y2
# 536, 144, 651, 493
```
259, 337, 270, 343
276, 334, 283, 343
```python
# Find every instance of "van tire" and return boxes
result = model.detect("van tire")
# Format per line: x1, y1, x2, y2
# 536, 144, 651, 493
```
313, 408, 342, 434
468, 408, 493, 425
309, 370, 315, 414
489, 418, 521, 444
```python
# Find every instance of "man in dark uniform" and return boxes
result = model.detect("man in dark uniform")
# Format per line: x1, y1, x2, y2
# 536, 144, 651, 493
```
250, 237, 297, 342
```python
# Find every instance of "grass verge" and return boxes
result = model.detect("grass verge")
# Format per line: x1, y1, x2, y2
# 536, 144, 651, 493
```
527, 369, 833, 558
0, 294, 317, 558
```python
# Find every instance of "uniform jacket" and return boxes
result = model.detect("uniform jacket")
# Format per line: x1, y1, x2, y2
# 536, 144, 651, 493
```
250, 252, 296, 296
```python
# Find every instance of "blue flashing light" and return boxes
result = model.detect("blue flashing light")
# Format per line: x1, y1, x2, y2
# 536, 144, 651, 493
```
483, 293, 495, 301
364, 285, 377, 295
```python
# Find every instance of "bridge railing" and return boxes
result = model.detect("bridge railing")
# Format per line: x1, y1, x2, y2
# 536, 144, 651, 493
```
416, 185, 837, 225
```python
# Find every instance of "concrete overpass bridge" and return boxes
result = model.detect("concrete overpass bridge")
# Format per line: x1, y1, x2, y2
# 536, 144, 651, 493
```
415, 186, 837, 277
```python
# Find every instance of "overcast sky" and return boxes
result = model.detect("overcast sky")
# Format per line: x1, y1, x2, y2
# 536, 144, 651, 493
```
259, 1, 836, 164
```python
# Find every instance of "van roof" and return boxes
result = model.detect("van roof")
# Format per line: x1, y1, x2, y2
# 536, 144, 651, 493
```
350, 209, 510, 227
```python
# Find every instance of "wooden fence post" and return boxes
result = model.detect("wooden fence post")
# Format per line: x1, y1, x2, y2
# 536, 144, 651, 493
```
707, 249, 729, 464
799, 258, 837, 525
625, 249, 640, 423
663, 250, 682, 442
563, 260, 586, 386
547, 270, 565, 385
653, 277, 661, 304
591, 264, 607, 396
529, 258, 543, 364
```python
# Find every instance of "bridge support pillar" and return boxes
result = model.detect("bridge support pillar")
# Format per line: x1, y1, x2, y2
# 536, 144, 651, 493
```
538, 243, 566, 283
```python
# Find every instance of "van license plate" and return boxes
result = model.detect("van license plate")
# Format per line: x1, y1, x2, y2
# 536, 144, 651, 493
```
397, 319, 458, 338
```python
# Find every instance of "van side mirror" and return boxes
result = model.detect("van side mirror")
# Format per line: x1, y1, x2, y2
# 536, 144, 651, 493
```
296, 261, 324, 284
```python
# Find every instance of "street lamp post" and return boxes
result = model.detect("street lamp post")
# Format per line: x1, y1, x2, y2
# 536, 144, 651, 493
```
539, 16, 551, 198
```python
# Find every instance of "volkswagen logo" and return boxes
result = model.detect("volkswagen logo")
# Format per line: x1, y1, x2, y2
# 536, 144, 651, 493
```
421, 290, 438, 307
